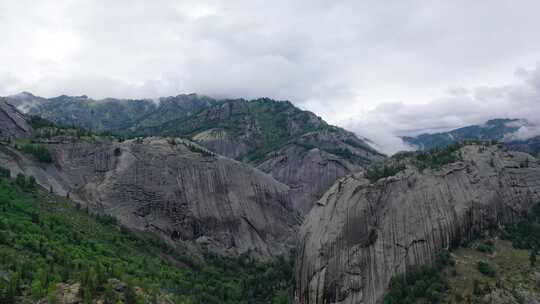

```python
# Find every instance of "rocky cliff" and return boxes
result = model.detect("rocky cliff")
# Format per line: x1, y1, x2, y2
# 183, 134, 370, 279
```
11, 93, 385, 216
151, 98, 385, 215
258, 129, 385, 215
295, 144, 540, 304
0, 98, 32, 140
0, 137, 300, 258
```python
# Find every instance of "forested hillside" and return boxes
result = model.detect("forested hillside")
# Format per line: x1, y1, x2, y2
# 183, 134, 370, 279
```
0, 171, 293, 303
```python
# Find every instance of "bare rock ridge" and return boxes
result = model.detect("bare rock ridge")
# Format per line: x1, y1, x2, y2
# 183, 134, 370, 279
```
294, 144, 540, 304
258, 129, 385, 215
60, 138, 301, 258
5, 93, 386, 216
0, 97, 32, 140
0, 98, 302, 259
0, 136, 300, 258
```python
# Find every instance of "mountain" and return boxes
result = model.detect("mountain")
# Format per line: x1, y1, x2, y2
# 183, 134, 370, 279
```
0, 97, 32, 140
0, 136, 300, 258
6, 92, 215, 132
5, 93, 385, 216
295, 142, 540, 304
402, 118, 526, 150
0, 98, 304, 258
136, 97, 385, 214
506, 135, 540, 157
0, 172, 293, 303
403, 118, 540, 157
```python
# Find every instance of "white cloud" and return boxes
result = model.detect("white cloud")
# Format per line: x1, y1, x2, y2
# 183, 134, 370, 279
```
1, 1, 540, 154
345, 63, 540, 154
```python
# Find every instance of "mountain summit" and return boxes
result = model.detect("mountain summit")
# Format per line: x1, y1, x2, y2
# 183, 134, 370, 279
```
4, 93, 385, 215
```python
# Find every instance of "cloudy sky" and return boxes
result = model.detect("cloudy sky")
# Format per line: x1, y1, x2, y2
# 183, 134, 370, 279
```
1, 0, 540, 153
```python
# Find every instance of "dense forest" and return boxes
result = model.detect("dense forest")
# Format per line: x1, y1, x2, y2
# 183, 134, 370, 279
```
0, 170, 293, 303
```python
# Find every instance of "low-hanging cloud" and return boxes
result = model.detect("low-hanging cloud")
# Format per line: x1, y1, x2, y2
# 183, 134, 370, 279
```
2, 1, 540, 155
345, 63, 540, 154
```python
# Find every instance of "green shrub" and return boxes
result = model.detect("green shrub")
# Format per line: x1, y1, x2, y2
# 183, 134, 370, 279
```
18, 143, 53, 163
15, 173, 26, 188
185, 143, 213, 157
413, 143, 462, 171
28, 116, 56, 129
477, 261, 496, 277
366, 164, 406, 183
0, 166, 10, 178
503, 202, 540, 250
476, 241, 495, 254
383, 251, 453, 304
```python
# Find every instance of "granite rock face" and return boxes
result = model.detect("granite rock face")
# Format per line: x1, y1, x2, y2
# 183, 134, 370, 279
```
4, 93, 386, 217
295, 144, 540, 304
0, 137, 300, 258
192, 128, 252, 160
258, 130, 385, 215
0, 99, 32, 140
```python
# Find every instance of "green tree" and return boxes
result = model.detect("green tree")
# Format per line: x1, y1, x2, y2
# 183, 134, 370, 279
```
530, 248, 538, 267
15, 173, 26, 188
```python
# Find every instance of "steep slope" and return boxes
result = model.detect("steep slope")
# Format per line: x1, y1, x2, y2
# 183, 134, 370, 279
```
15, 93, 385, 216
0, 137, 300, 258
0, 176, 293, 303
0, 98, 32, 140
295, 143, 540, 304
258, 128, 385, 215
139, 98, 385, 215
506, 135, 540, 158
139, 98, 329, 161
6, 92, 215, 133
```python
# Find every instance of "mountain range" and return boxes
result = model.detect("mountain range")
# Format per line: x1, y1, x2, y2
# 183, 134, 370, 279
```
403, 118, 540, 156
5, 92, 385, 215
2, 92, 540, 303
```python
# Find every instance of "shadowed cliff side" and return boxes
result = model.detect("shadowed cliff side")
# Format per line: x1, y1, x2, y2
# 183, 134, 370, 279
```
295, 144, 540, 304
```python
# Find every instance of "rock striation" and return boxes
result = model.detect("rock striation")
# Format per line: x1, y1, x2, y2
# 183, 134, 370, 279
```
0, 98, 32, 140
0, 137, 300, 258
258, 129, 385, 215
4, 93, 386, 216
295, 144, 540, 304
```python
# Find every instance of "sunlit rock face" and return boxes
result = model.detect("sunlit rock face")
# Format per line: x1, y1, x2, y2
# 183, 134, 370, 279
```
295, 144, 540, 304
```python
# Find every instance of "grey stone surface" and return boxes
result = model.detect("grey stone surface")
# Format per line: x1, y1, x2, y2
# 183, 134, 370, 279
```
0, 99, 32, 140
258, 130, 385, 216
295, 144, 540, 304
0, 137, 301, 258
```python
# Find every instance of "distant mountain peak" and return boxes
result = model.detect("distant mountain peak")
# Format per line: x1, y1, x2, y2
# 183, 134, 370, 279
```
403, 117, 540, 156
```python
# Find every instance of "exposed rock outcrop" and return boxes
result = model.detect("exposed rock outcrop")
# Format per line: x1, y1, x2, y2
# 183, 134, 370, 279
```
192, 128, 252, 160
0, 137, 300, 258
5, 93, 386, 216
258, 129, 385, 215
0, 99, 32, 140
295, 144, 540, 304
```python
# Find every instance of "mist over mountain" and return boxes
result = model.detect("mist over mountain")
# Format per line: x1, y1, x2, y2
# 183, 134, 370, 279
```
3, 1, 540, 303
403, 118, 540, 156
3, 92, 385, 216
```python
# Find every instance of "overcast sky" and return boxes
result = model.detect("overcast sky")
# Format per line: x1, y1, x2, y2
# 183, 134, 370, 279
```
1, 0, 540, 153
